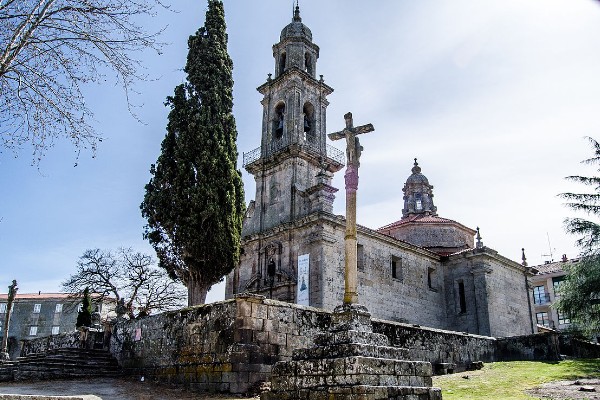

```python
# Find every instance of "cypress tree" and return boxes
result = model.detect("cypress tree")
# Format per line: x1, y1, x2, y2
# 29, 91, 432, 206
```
76, 287, 93, 328
141, 0, 244, 306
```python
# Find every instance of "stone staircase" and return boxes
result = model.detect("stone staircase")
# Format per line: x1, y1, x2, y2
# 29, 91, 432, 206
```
11, 348, 121, 381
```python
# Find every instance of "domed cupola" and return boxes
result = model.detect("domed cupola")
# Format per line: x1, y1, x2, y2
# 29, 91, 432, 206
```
280, 6, 313, 42
402, 159, 437, 217
273, 5, 319, 79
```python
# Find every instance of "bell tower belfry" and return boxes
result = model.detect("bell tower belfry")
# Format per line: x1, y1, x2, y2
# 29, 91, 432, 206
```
242, 5, 344, 236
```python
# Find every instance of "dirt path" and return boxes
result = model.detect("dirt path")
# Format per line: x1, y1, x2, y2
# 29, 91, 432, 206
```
0, 377, 258, 400
526, 378, 600, 400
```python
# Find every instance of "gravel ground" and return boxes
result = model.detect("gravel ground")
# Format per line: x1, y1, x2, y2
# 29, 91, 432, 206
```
0, 378, 258, 400
526, 378, 600, 400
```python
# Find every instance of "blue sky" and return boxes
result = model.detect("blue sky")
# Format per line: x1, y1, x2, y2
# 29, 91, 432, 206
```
1, 0, 599, 302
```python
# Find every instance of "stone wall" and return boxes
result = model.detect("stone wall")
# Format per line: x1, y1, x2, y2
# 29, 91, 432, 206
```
108, 295, 565, 395
559, 335, 600, 359
20, 331, 80, 356
372, 319, 497, 371
109, 295, 331, 394
496, 332, 561, 361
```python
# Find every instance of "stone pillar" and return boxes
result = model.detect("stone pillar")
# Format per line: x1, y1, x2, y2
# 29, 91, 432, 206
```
344, 165, 359, 305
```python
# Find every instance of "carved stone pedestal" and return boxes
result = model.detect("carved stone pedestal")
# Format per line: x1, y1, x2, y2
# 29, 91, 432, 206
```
261, 304, 442, 399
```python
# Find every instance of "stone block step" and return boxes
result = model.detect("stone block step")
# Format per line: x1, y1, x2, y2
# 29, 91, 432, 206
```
263, 385, 442, 400
314, 330, 390, 347
293, 343, 408, 361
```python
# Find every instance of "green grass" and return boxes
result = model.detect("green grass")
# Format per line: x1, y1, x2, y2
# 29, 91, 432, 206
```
432, 359, 600, 400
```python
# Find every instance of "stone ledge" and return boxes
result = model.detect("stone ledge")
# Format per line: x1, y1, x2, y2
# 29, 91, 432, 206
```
0, 396, 102, 400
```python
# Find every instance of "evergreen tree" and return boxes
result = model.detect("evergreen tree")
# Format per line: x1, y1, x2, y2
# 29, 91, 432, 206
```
141, 0, 244, 306
76, 287, 93, 328
556, 137, 600, 335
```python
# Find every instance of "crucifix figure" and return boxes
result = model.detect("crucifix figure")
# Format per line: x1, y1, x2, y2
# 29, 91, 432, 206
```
328, 112, 374, 304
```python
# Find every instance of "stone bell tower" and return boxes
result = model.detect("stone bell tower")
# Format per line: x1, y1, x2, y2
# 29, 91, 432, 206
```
242, 5, 344, 236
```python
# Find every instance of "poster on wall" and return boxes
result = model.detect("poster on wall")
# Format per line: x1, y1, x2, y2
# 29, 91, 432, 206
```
297, 254, 310, 306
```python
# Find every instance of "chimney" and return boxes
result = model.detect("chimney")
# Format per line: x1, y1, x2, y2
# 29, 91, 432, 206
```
561, 254, 568, 263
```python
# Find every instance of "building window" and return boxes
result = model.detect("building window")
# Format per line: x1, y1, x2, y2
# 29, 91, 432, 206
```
557, 311, 570, 326
533, 286, 549, 304
536, 312, 550, 327
33, 304, 41, 313
55, 304, 63, 313
552, 277, 564, 296
391, 256, 402, 280
51, 326, 60, 335
427, 267, 437, 290
0, 303, 6, 313
458, 281, 467, 314
357, 244, 365, 271
29, 326, 38, 336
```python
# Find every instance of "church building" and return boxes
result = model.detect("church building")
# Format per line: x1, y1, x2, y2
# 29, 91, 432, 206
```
225, 6, 535, 338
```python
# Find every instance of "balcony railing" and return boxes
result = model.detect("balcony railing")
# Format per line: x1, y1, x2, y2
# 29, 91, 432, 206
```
242, 142, 345, 168
533, 293, 551, 305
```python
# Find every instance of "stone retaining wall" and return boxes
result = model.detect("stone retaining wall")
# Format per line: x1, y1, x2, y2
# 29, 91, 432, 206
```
107, 294, 567, 395
20, 332, 80, 356
559, 335, 600, 359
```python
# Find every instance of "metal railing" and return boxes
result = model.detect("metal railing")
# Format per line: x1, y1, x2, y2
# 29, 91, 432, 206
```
533, 292, 551, 305
242, 142, 346, 168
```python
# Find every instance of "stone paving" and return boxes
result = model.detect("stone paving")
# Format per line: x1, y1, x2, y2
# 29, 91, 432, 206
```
0, 378, 254, 400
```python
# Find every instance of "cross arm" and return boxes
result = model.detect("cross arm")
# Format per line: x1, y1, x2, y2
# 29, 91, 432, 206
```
328, 131, 346, 141
354, 123, 374, 135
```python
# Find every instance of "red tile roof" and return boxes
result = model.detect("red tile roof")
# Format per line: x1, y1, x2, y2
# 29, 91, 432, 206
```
377, 214, 470, 232
533, 258, 580, 275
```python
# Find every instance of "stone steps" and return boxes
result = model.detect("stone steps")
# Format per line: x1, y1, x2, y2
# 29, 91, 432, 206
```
6, 348, 121, 381
264, 385, 441, 400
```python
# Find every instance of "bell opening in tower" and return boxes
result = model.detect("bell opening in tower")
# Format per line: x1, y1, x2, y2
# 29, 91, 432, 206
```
303, 102, 315, 144
304, 52, 313, 76
279, 53, 287, 77
273, 103, 285, 140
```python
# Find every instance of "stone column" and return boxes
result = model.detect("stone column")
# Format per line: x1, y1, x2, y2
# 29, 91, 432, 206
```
344, 164, 359, 305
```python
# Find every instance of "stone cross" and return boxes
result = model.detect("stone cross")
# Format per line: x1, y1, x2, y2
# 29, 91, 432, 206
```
328, 113, 374, 304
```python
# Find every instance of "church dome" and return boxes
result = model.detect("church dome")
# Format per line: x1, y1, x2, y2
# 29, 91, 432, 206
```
280, 6, 313, 42
405, 161, 430, 185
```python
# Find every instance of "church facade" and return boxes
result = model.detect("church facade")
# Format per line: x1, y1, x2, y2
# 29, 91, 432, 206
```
225, 7, 535, 338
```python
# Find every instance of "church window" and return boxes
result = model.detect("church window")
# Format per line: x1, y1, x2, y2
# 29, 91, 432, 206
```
391, 256, 402, 280
458, 281, 467, 313
279, 52, 286, 76
427, 267, 437, 290
273, 103, 285, 140
536, 312, 550, 327
357, 244, 365, 271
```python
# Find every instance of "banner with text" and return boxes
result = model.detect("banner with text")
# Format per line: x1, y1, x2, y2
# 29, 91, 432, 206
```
297, 254, 310, 306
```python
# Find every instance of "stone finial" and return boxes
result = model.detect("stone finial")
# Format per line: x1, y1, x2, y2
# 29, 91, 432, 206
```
293, 3, 301, 22
521, 248, 528, 267
476, 227, 483, 249
412, 158, 421, 174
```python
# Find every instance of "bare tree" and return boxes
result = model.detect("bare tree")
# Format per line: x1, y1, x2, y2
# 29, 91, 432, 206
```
62, 248, 186, 318
0, 0, 166, 162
